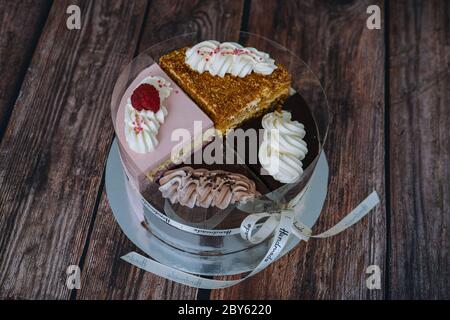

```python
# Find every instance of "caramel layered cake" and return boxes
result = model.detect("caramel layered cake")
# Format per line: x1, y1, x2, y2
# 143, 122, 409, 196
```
115, 63, 214, 187
159, 41, 291, 132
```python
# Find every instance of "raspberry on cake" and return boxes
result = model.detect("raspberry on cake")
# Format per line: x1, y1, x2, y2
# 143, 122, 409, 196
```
159, 41, 291, 133
131, 83, 161, 112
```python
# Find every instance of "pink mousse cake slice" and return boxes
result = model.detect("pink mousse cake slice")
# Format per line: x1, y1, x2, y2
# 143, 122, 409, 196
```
115, 63, 214, 188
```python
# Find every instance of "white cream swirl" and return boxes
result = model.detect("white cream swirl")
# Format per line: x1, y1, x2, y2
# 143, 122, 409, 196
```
258, 111, 308, 184
185, 40, 277, 77
124, 76, 172, 154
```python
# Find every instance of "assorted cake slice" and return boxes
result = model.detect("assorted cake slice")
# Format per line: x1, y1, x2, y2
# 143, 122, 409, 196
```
115, 63, 214, 187
118, 40, 318, 210
159, 41, 291, 133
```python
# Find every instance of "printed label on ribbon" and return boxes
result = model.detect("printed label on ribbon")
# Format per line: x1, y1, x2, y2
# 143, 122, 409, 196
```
122, 191, 380, 289
122, 209, 297, 289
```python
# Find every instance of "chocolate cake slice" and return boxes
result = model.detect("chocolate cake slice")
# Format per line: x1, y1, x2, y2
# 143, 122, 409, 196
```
156, 93, 320, 208
152, 146, 270, 229
229, 93, 320, 194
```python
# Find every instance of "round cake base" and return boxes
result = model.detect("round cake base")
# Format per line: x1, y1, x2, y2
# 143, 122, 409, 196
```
106, 138, 329, 276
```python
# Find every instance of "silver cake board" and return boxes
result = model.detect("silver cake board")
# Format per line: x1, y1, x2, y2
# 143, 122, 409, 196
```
105, 138, 329, 276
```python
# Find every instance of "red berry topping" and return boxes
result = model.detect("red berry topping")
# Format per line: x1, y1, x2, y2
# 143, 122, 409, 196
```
131, 83, 160, 112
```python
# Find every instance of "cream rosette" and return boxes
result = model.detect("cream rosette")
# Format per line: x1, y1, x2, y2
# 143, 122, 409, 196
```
258, 110, 308, 183
158, 167, 260, 209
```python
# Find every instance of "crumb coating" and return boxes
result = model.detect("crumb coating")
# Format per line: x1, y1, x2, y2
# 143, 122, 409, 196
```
159, 48, 291, 132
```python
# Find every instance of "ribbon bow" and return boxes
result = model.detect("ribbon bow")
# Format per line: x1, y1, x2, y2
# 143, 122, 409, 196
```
123, 183, 380, 289
240, 191, 380, 245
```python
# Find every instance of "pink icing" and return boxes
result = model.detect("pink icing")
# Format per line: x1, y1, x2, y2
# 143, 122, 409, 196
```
115, 64, 214, 185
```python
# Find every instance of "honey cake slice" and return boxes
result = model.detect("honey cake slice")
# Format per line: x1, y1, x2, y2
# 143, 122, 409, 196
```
159, 46, 291, 133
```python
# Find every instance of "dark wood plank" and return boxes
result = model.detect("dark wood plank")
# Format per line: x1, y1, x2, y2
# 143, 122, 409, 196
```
389, 0, 450, 299
77, 0, 245, 299
0, 0, 52, 139
77, 193, 198, 299
0, 0, 148, 299
137, 0, 246, 48
211, 0, 386, 299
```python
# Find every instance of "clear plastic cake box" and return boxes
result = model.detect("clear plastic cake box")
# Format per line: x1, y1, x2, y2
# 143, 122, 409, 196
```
107, 32, 329, 276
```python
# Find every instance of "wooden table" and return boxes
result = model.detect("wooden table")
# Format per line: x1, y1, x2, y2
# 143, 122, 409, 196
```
0, 0, 448, 300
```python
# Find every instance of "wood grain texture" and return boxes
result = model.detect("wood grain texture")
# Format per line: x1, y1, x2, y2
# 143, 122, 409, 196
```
137, 0, 246, 49
388, 0, 450, 299
0, 0, 52, 139
211, 0, 386, 299
0, 0, 147, 299
77, 193, 198, 300
2, 0, 447, 300
77, 0, 245, 299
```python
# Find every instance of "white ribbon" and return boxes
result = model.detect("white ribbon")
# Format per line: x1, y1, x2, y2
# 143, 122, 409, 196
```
242, 191, 380, 243
122, 191, 380, 289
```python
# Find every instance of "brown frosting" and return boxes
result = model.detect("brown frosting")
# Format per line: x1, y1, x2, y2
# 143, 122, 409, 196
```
158, 166, 260, 209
